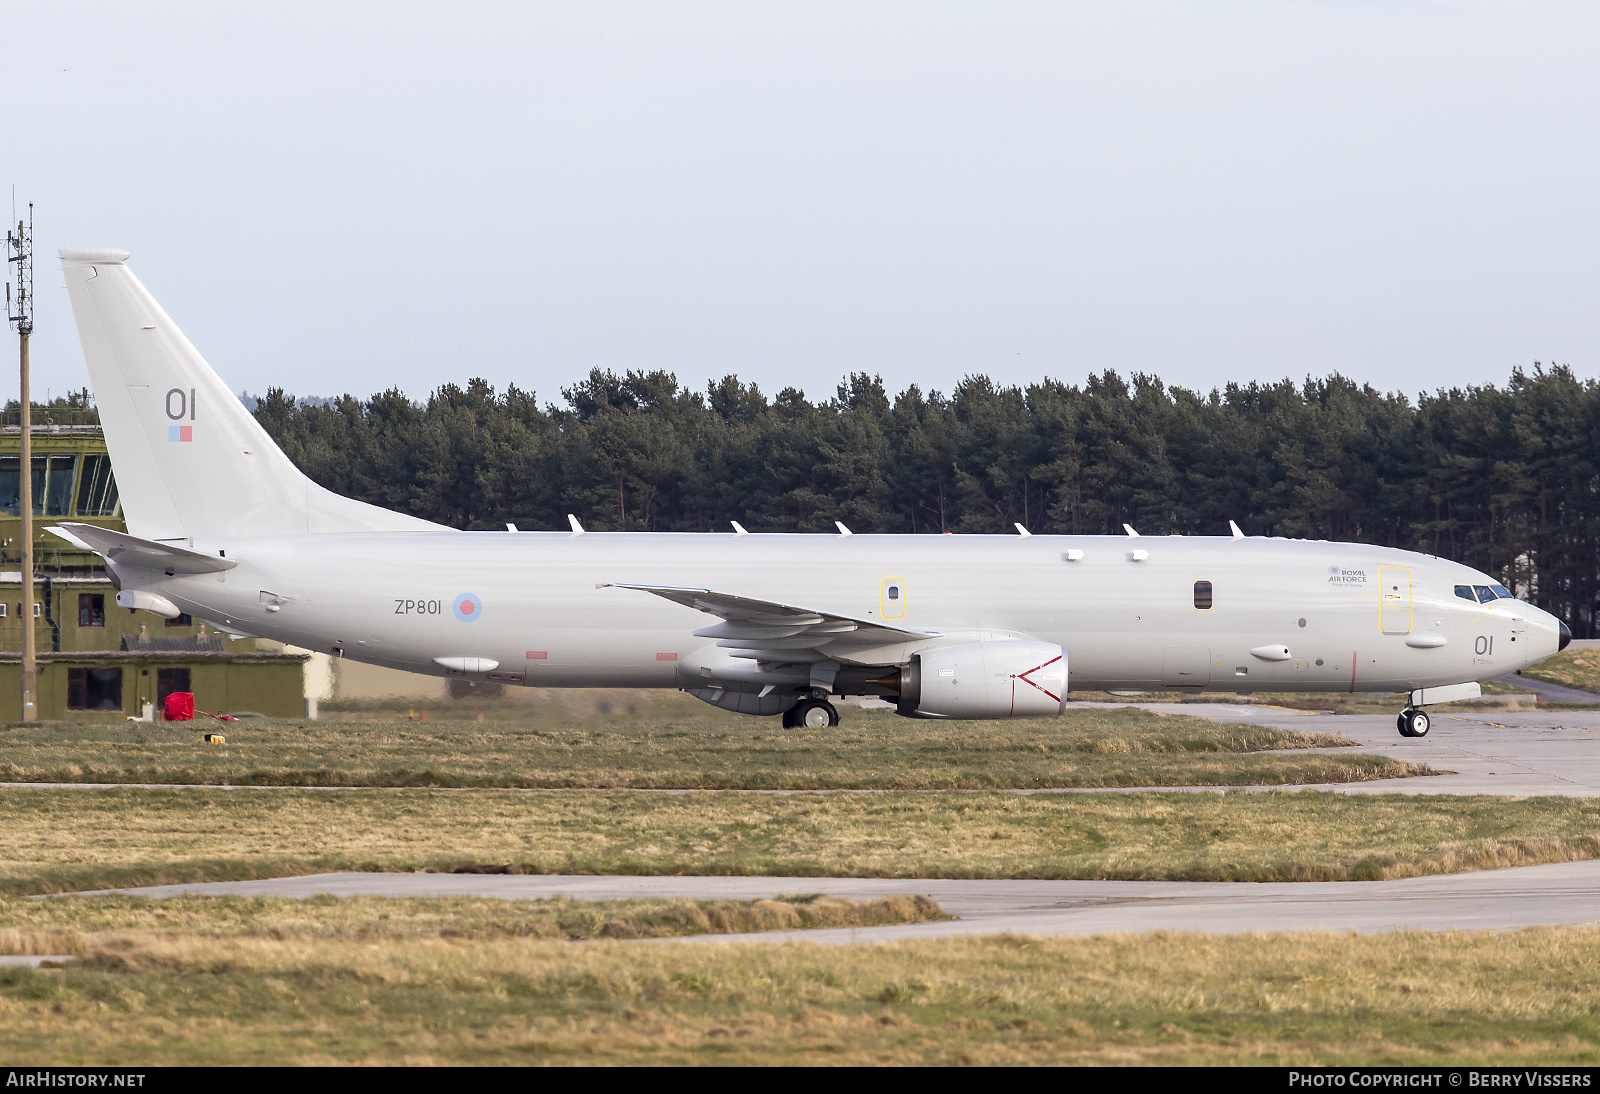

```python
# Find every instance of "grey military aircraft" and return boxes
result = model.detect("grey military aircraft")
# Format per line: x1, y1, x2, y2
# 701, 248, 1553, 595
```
51, 249, 1570, 738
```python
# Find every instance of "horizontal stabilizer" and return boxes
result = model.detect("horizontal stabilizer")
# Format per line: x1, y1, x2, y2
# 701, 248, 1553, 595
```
50, 522, 237, 574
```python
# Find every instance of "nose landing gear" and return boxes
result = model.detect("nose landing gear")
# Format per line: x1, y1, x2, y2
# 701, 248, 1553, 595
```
1397, 708, 1431, 738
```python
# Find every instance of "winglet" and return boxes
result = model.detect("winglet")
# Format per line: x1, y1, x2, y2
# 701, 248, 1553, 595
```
1123, 523, 1140, 538
568, 514, 584, 535
506, 523, 518, 532
731, 521, 749, 535
835, 521, 853, 536
1014, 523, 1031, 537
45, 524, 93, 550
1229, 520, 1245, 539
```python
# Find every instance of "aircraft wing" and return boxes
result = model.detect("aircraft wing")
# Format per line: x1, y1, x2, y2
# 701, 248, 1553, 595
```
49, 522, 237, 575
601, 583, 932, 664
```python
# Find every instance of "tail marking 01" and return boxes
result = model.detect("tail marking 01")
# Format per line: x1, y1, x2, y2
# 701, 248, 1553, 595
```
58, 248, 447, 540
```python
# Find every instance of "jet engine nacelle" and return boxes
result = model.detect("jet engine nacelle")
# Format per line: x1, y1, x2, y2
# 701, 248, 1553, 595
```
896, 640, 1068, 720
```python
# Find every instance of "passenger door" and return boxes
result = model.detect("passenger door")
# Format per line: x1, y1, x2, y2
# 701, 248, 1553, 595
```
880, 576, 907, 621
1379, 566, 1413, 635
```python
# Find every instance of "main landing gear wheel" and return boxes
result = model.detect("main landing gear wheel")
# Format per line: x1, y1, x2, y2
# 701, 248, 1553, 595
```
783, 698, 840, 729
1397, 708, 1431, 738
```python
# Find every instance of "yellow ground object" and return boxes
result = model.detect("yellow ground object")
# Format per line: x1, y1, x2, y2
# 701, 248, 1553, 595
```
203, 733, 226, 744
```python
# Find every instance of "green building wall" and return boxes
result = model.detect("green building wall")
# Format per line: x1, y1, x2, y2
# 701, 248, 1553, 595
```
0, 656, 308, 720
0, 425, 311, 722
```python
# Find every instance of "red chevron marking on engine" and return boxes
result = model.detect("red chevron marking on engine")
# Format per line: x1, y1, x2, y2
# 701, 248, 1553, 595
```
1014, 655, 1064, 706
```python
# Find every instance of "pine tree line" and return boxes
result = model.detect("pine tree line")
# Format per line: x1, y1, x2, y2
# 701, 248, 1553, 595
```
251, 364, 1600, 636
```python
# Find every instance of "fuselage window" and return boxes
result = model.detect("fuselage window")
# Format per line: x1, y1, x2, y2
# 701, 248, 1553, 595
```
1193, 580, 1213, 610
887, 587, 899, 600
1455, 585, 1476, 601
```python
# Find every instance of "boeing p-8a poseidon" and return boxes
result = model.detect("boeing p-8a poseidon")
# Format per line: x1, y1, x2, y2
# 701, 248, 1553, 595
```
51, 248, 1570, 738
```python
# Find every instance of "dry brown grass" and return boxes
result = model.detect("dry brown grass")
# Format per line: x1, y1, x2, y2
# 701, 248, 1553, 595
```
1, 922, 1598, 1064
0, 703, 1404, 789
0, 892, 944, 950
4, 787, 1600, 895
0, 928, 85, 956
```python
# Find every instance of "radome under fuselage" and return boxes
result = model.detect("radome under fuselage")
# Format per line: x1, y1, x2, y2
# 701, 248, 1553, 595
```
134, 529, 1562, 694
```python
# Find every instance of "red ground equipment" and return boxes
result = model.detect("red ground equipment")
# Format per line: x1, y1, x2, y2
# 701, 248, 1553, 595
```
163, 692, 195, 721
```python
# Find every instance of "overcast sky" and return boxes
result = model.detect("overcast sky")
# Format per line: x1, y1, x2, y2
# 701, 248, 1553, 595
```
4, 1, 1597, 407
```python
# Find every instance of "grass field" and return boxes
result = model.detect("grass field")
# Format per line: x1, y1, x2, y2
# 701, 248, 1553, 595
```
1522, 647, 1600, 696
0, 891, 946, 947
0, 907, 1596, 1064
0, 704, 1411, 789
5, 690, 1593, 1066
5, 787, 1600, 895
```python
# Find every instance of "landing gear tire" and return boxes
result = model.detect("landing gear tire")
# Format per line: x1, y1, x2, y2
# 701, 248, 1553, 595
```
784, 698, 839, 729
1397, 708, 1430, 738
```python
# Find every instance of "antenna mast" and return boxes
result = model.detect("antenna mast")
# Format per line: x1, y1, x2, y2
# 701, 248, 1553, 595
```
6, 203, 37, 721
6, 203, 32, 337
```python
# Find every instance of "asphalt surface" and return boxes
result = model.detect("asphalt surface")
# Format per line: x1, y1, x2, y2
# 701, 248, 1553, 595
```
75, 860, 1600, 944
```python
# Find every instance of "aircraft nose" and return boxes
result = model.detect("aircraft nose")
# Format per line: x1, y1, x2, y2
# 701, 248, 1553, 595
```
1560, 620, 1572, 651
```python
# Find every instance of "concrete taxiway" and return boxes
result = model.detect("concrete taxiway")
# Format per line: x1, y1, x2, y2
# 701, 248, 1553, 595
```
1495, 673, 1600, 705
1066, 704, 1600, 797
75, 859, 1600, 944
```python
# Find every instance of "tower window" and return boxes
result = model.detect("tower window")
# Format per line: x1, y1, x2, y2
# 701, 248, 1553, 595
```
78, 593, 105, 628
67, 667, 123, 711
156, 667, 191, 706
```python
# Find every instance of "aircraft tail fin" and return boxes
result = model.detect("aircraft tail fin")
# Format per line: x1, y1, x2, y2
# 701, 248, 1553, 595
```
58, 249, 445, 541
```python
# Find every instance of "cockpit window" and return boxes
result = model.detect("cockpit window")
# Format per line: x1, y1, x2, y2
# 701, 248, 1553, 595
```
1457, 583, 1515, 603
